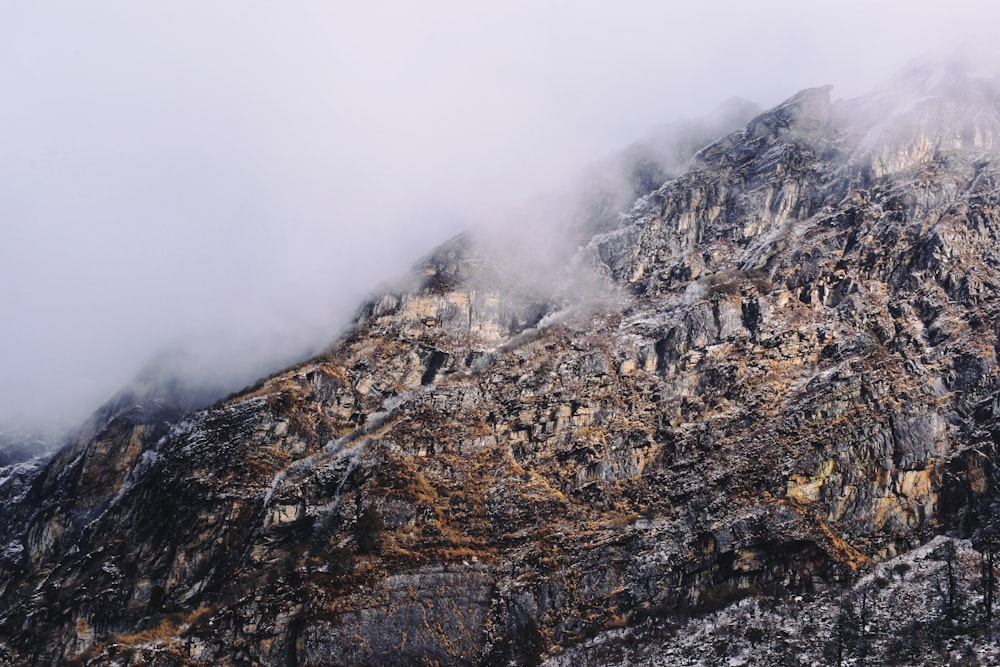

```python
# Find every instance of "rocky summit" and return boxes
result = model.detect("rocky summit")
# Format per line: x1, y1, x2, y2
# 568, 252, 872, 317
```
4, 64, 1000, 666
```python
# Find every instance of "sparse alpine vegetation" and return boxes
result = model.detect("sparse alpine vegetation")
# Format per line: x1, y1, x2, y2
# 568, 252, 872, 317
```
4, 64, 1000, 666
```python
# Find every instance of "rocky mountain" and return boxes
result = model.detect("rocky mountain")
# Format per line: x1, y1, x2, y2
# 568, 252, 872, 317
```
4, 64, 1000, 665
0, 430, 55, 470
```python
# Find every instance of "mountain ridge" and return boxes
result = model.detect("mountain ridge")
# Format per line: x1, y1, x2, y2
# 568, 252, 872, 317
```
4, 66, 1000, 665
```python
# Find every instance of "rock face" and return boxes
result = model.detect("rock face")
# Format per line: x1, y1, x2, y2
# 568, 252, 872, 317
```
4, 65, 1000, 666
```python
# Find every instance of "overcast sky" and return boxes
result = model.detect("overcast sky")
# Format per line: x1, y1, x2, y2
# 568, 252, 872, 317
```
2, 1, 998, 433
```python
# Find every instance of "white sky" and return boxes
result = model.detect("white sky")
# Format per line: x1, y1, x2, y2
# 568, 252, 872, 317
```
2, 1, 998, 431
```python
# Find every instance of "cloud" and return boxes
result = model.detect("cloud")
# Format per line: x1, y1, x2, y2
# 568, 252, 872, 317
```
2, 1, 999, 432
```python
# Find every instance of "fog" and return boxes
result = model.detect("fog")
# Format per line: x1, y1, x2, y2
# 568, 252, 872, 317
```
2, 1, 998, 434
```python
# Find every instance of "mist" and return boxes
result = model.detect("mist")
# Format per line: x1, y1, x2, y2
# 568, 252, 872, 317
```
2, 1, 999, 435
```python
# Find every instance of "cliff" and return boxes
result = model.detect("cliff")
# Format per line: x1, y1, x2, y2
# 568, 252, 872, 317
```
3, 65, 1000, 666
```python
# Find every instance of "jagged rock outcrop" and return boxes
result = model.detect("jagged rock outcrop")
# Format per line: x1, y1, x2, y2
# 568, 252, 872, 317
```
3, 64, 1000, 666
544, 535, 1000, 666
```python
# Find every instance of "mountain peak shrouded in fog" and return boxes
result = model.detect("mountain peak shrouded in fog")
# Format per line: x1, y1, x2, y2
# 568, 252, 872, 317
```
6, 64, 1000, 664
0, 92, 763, 447
4, 1, 1000, 435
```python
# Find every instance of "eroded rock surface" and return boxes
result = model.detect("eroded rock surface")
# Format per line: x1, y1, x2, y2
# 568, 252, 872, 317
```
4, 65, 1000, 666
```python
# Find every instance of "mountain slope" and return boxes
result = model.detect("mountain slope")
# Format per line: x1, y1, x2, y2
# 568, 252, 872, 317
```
3, 66, 1000, 666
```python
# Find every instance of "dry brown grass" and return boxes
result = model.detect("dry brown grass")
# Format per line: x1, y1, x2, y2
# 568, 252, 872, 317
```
112, 605, 211, 647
